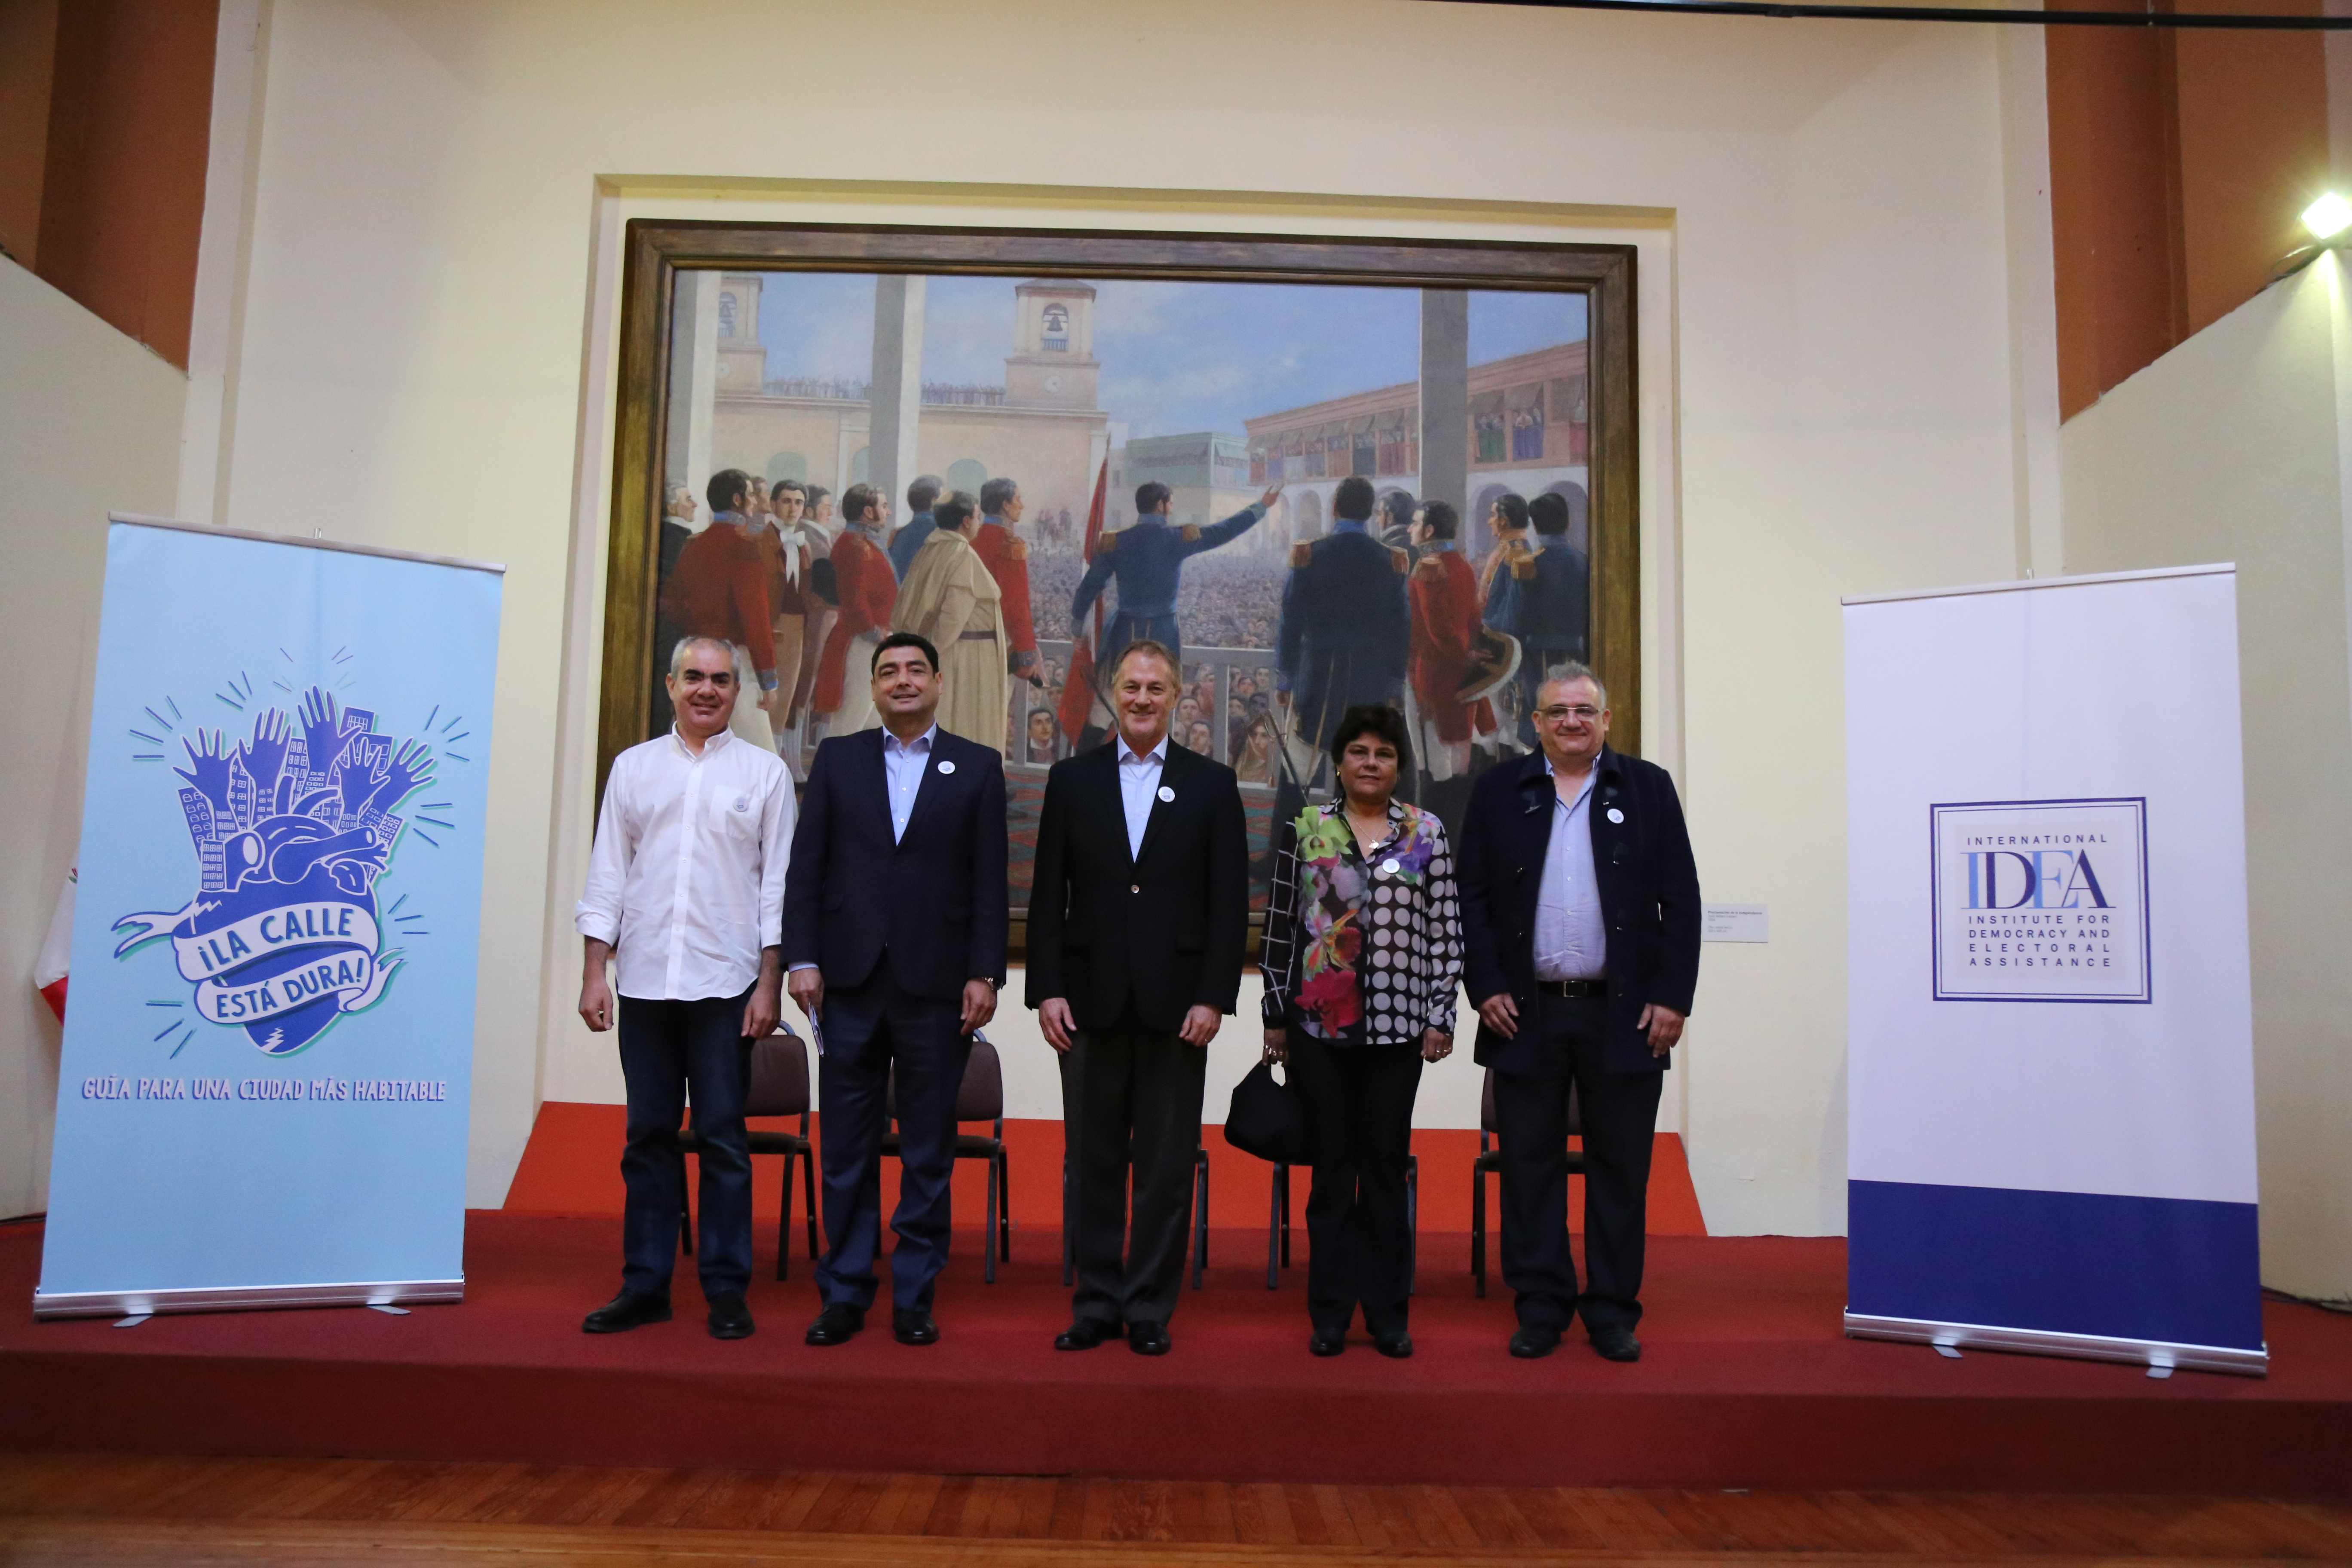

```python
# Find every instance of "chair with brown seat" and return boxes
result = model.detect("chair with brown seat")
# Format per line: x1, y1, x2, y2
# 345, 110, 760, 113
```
881, 1035, 1012, 1283
1470, 1066, 1580, 1298
677, 1027, 820, 1280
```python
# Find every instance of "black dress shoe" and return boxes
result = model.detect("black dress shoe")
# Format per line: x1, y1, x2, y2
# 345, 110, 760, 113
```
1373, 1331, 1414, 1360
707, 1291, 754, 1340
1589, 1325, 1642, 1362
582, 1290, 671, 1334
804, 1302, 866, 1346
1509, 1324, 1562, 1359
892, 1308, 940, 1346
1308, 1329, 1347, 1357
1127, 1321, 1171, 1356
1054, 1318, 1117, 1351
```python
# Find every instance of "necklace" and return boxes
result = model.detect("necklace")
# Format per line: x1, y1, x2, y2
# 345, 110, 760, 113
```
1342, 801, 1390, 854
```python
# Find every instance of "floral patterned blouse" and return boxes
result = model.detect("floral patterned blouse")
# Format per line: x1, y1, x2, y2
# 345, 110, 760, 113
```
1260, 798, 1464, 1046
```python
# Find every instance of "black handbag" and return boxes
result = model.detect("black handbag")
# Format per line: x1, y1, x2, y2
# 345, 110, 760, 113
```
1224, 1059, 1314, 1166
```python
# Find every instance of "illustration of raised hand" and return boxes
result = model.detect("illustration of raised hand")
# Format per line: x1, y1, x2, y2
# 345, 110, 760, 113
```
242, 708, 291, 798
337, 749, 382, 818
368, 738, 436, 815
172, 729, 236, 808
299, 688, 343, 778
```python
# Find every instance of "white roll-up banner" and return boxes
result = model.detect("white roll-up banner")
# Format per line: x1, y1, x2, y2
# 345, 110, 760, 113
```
1843, 565, 2263, 1375
37, 517, 502, 1319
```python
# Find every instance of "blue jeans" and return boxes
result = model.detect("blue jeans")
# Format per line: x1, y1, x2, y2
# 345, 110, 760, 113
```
617, 989, 754, 1300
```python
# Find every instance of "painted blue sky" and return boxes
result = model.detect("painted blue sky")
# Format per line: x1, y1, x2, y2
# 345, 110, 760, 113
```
755, 275, 1583, 441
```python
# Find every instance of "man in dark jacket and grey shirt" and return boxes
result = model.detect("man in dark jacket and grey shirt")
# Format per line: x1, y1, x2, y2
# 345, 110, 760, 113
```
1456, 662, 1701, 1363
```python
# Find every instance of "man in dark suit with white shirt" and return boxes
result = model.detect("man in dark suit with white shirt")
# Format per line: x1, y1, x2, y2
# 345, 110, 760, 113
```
1456, 662, 1701, 1363
782, 631, 1008, 1348
1027, 639, 1250, 1355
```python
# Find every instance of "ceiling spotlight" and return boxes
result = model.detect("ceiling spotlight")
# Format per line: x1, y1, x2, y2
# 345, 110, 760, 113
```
2303, 193, 2352, 242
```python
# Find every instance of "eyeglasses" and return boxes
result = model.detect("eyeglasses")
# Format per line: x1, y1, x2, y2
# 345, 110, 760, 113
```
1534, 705, 1601, 724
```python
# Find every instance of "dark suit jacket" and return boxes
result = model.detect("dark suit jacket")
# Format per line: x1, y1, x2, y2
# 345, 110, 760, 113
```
1457, 745, 1701, 1075
780, 726, 1008, 1002
1024, 739, 1249, 1032
1274, 525, 1410, 747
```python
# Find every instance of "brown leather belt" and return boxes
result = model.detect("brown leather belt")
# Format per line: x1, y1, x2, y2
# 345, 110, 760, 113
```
1536, 979, 1607, 998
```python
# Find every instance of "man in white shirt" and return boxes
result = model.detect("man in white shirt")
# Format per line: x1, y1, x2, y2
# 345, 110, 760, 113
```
576, 635, 794, 1340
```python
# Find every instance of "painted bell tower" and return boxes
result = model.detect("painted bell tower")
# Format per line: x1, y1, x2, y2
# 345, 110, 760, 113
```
1005, 279, 1099, 410
714, 273, 766, 393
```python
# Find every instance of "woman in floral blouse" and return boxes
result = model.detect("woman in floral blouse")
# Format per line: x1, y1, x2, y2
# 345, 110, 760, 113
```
1261, 705, 1463, 1359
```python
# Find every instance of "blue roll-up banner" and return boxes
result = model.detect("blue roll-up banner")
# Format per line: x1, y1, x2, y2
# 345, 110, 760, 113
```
1843, 564, 2263, 1375
35, 517, 502, 1318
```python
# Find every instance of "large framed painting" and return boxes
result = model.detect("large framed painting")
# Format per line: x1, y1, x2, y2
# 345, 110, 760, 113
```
599, 222, 1637, 933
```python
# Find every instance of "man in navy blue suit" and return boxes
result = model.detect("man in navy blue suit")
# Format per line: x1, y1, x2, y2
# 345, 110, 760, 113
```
1456, 662, 1700, 1364
782, 631, 1008, 1347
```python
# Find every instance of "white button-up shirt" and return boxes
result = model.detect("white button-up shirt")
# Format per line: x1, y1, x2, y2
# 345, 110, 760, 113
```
1117, 733, 1169, 860
576, 726, 795, 1001
1533, 755, 1607, 981
883, 723, 937, 843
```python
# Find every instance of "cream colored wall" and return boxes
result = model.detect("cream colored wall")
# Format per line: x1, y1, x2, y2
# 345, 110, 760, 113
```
200, 0, 2038, 1229
0, 260, 187, 1218
2059, 258, 2352, 1302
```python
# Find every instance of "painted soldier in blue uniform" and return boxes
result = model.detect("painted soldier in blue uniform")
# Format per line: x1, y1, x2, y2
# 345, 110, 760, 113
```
1274, 475, 1412, 753
1072, 479, 1284, 668
1485, 490, 1589, 745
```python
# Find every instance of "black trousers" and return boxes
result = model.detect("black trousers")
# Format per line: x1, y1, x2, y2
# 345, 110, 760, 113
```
1288, 1034, 1423, 1338
1494, 992, 1662, 1335
813, 956, 973, 1314
616, 989, 754, 1300
1060, 1015, 1206, 1329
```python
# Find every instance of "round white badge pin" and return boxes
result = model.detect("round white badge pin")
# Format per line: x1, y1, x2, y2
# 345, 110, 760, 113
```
1607, 807, 1624, 824
1381, 858, 1401, 875
937, 760, 956, 775
1157, 785, 1175, 802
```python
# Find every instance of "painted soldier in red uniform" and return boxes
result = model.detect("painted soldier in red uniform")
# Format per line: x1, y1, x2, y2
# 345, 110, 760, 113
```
658, 469, 780, 750
976, 478, 1045, 753
812, 484, 898, 737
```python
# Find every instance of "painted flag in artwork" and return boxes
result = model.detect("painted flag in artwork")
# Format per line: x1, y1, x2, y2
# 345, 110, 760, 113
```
1058, 458, 1110, 746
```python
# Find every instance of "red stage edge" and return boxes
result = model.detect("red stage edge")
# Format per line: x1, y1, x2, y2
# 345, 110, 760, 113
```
5, 1213, 2349, 1495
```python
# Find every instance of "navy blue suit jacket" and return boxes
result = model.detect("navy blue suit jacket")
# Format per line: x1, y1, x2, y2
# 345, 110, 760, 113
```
780, 726, 1008, 1002
1456, 746, 1701, 1075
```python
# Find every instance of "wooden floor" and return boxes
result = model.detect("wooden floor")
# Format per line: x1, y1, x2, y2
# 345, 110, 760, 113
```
1, 1455, 2347, 1566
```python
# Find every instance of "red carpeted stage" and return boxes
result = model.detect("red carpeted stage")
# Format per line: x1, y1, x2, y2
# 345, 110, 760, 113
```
5, 1200, 2349, 1495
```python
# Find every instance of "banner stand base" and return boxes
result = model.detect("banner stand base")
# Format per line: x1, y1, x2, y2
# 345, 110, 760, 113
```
32, 1277, 463, 1321
1844, 1311, 2267, 1378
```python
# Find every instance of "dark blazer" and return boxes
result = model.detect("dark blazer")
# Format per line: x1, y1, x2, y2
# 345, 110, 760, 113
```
780, 725, 1008, 1002
1274, 524, 1411, 749
1457, 745, 1701, 1075
1024, 738, 1249, 1032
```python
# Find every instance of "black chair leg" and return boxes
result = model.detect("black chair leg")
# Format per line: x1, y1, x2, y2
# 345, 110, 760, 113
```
680, 1203, 693, 1259
1190, 1153, 1209, 1290
997, 1150, 1012, 1263
1266, 1164, 1283, 1290
1280, 1165, 1292, 1268
1471, 1166, 1486, 1298
802, 1142, 821, 1259
775, 1147, 792, 1282
1406, 1155, 1418, 1298
984, 1149, 999, 1285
